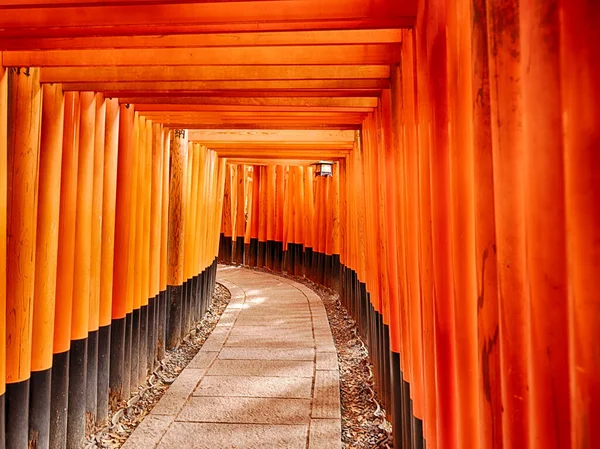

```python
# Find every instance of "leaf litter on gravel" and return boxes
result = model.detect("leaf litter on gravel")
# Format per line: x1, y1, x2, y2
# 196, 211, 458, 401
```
85, 283, 231, 449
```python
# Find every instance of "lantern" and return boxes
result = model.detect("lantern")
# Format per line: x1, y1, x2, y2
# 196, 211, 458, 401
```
311, 161, 334, 177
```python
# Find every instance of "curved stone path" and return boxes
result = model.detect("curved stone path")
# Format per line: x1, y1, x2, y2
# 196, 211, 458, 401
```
123, 265, 342, 449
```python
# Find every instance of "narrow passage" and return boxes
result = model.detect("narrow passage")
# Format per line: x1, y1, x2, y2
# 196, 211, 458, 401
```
123, 266, 342, 449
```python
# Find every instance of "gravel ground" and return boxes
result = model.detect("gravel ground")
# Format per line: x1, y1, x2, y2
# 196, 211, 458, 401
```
86, 283, 231, 449
248, 267, 394, 449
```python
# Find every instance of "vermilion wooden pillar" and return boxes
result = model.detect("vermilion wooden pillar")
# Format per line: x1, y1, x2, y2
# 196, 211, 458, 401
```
167, 129, 188, 349
303, 165, 314, 277
68, 91, 96, 449
109, 104, 134, 405
98, 98, 120, 422
560, 1, 600, 446
264, 164, 275, 268
0, 58, 7, 449
520, 1, 570, 447
248, 165, 260, 266
29, 83, 64, 449
470, 0, 503, 446
446, 2, 480, 448
86, 92, 106, 426
234, 164, 246, 265
6, 66, 42, 449
486, 1, 530, 447
51, 92, 80, 449
157, 128, 170, 360
274, 165, 285, 271
219, 163, 233, 263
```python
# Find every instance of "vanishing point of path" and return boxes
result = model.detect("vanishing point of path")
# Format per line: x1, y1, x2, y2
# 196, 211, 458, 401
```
123, 265, 342, 449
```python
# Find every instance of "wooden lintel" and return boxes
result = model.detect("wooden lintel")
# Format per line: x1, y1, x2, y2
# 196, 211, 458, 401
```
187, 129, 356, 143
132, 97, 378, 108
2, 44, 401, 66
1, 28, 402, 51
61, 79, 390, 92
40, 65, 390, 83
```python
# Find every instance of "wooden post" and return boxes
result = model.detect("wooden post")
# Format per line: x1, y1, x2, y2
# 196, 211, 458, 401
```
98, 98, 119, 422
29, 83, 64, 449
6, 66, 42, 449
248, 165, 260, 266
157, 128, 170, 360
85, 93, 105, 427
50, 92, 80, 449
234, 164, 246, 265
67, 91, 96, 449
486, 1, 530, 446
560, 1, 600, 446
303, 165, 314, 277
261, 165, 272, 268
220, 163, 233, 263
0, 57, 7, 449
274, 165, 285, 270
167, 129, 187, 349
109, 104, 134, 405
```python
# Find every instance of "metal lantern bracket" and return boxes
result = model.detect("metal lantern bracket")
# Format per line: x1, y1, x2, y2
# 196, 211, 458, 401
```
311, 160, 334, 177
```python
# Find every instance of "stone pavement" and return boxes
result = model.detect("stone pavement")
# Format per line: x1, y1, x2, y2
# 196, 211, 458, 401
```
122, 265, 342, 449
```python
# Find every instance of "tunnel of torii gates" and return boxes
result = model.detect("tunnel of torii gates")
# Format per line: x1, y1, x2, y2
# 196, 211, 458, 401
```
0, 0, 598, 449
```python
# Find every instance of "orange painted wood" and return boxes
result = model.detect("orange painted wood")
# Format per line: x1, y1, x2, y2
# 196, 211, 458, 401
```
282, 166, 291, 250
71, 91, 96, 341
250, 166, 260, 240
183, 142, 197, 281
41, 65, 390, 84
3, 44, 401, 67
337, 160, 346, 265
88, 93, 105, 333
560, 1, 600, 446
6, 67, 41, 382
194, 145, 207, 273
99, 98, 119, 327
64, 79, 390, 92
274, 165, 285, 243
414, 2, 437, 440
258, 165, 268, 242
229, 164, 238, 240
293, 166, 304, 245
468, 1, 503, 444
118, 97, 377, 108
159, 129, 170, 292
0, 58, 6, 394
31, 83, 64, 372
55, 92, 80, 350
235, 164, 246, 241
379, 90, 400, 354
331, 164, 340, 256
352, 131, 367, 283
4, 29, 401, 51
221, 163, 233, 239
446, 2, 479, 446
149, 123, 164, 298
520, 2, 570, 447
131, 115, 144, 311
111, 104, 134, 321
0, 0, 416, 35
141, 119, 152, 303
167, 129, 188, 286
303, 165, 314, 250
486, 1, 530, 446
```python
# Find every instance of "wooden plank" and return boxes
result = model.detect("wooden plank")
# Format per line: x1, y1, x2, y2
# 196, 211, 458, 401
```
165, 124, 360, 130
41, 65, 390, 83
187, 129, 355, 143
2, 28, 401, 51
0, 0, 416, 30
119, 96, 379, 106
137, 105, 374, 113
62, 79, 390, 91
3, 44, 401, 66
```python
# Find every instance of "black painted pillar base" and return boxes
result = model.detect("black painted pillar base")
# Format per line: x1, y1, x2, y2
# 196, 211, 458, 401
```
67, 338, 87, 449
123, 313, 133, 400
0, 393, 5, 449
139, 304, 149, 385
157, 290, 167, 361
258, 240, 267, 268
304, 247, 313, 280
29, 368, 52, 449
383, 323, 391, 414
167, 284, 183, 349
86, 329, 99, 426
131, 308, 140, 388
234, 236, 245, 265
248, 238, 258, 267
273, 241, 283, 272
293, 243, 304, 277
5, 379, 29, 448
109, 317, 125, 405
390, 351, 403, 449
147, 295, 156, 373
331, 254, 341, 292
50, 350, 69, 449
181, 281, 188, 339
97, 324, 111, 422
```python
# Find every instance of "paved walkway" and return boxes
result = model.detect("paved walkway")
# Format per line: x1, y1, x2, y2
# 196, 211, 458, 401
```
123, 265, 342, 449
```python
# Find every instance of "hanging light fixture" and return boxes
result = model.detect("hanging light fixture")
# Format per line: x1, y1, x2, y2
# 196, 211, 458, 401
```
311, 161, 334, 177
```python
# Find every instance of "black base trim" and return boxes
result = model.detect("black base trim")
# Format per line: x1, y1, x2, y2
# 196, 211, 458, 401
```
50, 350, 69, 449
67, 338, 87, 449
97, 324, 111, 422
